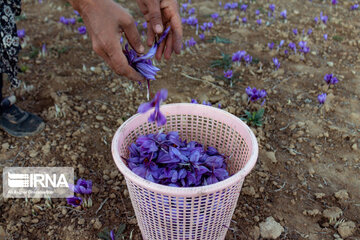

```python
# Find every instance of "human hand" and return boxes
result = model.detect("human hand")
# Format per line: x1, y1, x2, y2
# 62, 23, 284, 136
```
136, 0, 183, 60
70, 0, 145, 82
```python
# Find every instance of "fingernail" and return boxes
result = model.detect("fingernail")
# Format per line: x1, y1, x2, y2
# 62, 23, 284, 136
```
155, 24, 163, 33
139, 45, 145, 53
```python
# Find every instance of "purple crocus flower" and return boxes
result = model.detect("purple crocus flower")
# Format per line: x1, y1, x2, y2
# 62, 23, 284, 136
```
332, 0, 337, 5
181, 3, 188, 11
273, 58, 280, 70
224, 3, 231, 10
199, 33, 205, 40
78, 26, 86, 35
191, 99, 198, 104
298, 41, 310, 53
307, 29, 313, 35
324, 74, 338, 85
256, 19, 262, 25
288, 42, 297, 53
351, 4, 359, 10
224, 70, 233, 79
268, 42, 275, 50
318, 93, 327, 104
241, 4, 248, 12
293, 28, 298, 35
110, 230, 115, 240
324, 34, 328, 40
138, 89, 168, 126
186, 17, 198, 26
255, 9, 260, 15
231, 2, 238, 9
246, 87, 267, 102
59, 16, 69, 25
232, 51, 246, 62
188, 7, 195, 15
185, 37, 197, 47
278, 40, 285, 48
66, 196, 83, 207
74, 10, 80, 16
17, 29, 25, 39
280, 10, 287, 19
320, 12, 328, 24
314, 16, 319, 23
269, 4, 275, 12
123, 27, 170, 80
69, 178, 93, 195
242, 17, 247, 23
69, 18, 76, 25
211, 13, 219, 20
244, 54, 252, 65
142, 22, 147, 29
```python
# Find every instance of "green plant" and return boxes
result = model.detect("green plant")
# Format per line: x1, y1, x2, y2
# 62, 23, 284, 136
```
98, 224, 126, 240
207, 36, 231, 44
241, 108, 265, 126
19, 65, 29, 73
29, 46, 40, 59
332, 35, 343, 42
211, 53, 232, 70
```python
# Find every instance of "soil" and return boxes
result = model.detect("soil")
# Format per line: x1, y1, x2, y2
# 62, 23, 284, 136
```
0, 0, 359, 239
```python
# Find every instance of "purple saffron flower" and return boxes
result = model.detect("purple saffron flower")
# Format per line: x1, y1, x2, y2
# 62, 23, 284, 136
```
181, 3, 188, 11
255, 9, 260, 15
188, 7, 195, 15
211, 13, 219, 20
351, 4, 359, 10
142, 22, 147, 29
269, 4, 275, 12
186, 17, 198, 26
284, 49, 289, 55
298, 41, 310, 53
232, 51, 246, 62
273, 58, 280, 70
138, 89, 168, 126
280, 10, 287, 19
17, 29, 25, 39
224, 70, 233, 79
66, 196, 83, 207
314, 16, 319, 23
110, 230, 115, 240
231, 2, 238, 9
199, 33, 205, 40
318, 93, 327, 104
41, 43, 46, 56
332, 0, 337, 5
218, 103, 221, 108
268, 42, 275, 50
323, 34, 328, 40
244, 54, 252, 65
256, 19, 262, 25
185, 37, 197, 47
59, 16, 69, 25
224, 3, 231, 10
307, 29, 313, 35
293, 28, 298, 35
123, 27, 170, 80
246, 87, 267, 102
241, 4, 248, 12
288, 42, 297, 53
69, 18, 76, 25
74, 10, 80, 16
278, 40, 285, 48
320, 12, 328, 24
324, 74, 338, 85
69, 178, 93, 195
191, 99, 198, 104
242, 17, 247, 23
207, 22, 214, 29
78, 26, 87, 35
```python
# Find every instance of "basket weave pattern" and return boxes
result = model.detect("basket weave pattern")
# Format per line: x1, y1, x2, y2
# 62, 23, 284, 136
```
112, 103, 258, 240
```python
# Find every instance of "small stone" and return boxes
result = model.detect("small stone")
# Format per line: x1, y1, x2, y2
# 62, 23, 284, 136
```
0, 226, 5, 238
123, 189, 129, 197
242, 186, 256, 197
92, 185, 99, 194
117, 118, 124, 125
129, 218, 137, 225
32, 198, 41, 204
334, 189, 349, 201
103, 175, 110, 181
315, 192, 325, 199
327, 61, 334, 67
218, 81, 225, 86
251, 226, 261, 239
259, 216, 284, 239
93, 218, 102, 230
323, 207, 343, 223
337, 221, 356, 238
78, 218, 85, 225
2, 143, 9, 150
29, 150, 38, 158
351, 143, 358, 151
96, 115, 104, 121
110, 171, 118, 179
62, 209, 67, 215
110, 193, 116, 199
265, 151, 277, 164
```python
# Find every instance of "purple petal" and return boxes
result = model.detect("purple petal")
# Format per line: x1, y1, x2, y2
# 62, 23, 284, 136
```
138, 102, 154, 113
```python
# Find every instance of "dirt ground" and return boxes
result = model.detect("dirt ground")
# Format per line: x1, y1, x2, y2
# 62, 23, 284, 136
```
0, 0, 359, 239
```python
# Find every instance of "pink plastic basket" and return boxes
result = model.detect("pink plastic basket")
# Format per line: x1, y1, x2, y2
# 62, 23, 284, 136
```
112, 103, 258, 240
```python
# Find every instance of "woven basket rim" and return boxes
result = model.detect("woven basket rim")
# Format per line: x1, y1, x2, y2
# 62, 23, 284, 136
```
111, 103, 258, 197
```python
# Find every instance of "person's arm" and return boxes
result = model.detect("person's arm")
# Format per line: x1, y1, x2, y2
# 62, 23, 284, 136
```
68, 0, 145, 82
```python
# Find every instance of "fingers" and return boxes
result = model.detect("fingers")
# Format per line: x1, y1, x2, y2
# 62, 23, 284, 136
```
122, 19, 145, 54
170, 13, 183, 54
155, 38, 166, 61
147, 0, 164, 34
164, 31, 173, 60
146, 25, 155, 47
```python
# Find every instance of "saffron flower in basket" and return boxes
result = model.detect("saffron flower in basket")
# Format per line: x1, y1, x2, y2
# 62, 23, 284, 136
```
138, 89, 168, 126
123, 26, 170, 81
126, 131, 229, 187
